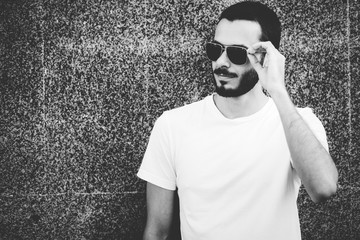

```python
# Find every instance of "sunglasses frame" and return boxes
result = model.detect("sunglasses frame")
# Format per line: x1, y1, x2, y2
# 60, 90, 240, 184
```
206, 41, 248, 65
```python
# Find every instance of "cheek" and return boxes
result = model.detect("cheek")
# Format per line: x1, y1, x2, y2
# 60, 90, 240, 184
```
211, 62, 217, 71
234, 64, 253, 74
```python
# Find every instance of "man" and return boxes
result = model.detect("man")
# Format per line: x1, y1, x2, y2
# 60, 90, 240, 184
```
137, 1, 338, 240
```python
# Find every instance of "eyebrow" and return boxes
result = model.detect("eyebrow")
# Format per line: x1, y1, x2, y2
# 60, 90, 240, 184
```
213, 40, 248, 49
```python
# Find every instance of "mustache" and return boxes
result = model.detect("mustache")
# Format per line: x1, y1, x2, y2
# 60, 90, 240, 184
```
213, 68, 238, 77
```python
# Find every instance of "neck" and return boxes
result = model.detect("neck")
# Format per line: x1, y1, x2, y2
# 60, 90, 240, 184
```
213, 83, 269, 119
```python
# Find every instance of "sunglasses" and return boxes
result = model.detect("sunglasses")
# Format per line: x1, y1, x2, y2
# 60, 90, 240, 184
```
205, 41, 248, 65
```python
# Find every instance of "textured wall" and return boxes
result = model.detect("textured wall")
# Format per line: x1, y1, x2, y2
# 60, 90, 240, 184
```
0, 0, 359, 239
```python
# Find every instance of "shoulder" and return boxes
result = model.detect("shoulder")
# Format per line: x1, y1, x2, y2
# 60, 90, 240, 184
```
296, 106, 329, 149
160, 95, 210, 123
296, 107, 322, 126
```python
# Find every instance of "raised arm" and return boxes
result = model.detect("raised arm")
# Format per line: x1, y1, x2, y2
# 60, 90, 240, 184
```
248, 42, 338, 203
143, 182, 175, 240
270, 89, 338, 202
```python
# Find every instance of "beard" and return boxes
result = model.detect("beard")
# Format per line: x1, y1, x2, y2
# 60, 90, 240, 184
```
213, 68, 259, 98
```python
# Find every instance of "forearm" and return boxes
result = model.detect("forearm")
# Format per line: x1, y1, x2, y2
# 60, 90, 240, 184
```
271, 88, 338, 202
143, 183, 174, 240
143, 227, 170, 240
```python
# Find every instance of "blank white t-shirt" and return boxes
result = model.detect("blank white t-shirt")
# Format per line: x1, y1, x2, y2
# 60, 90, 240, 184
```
137, 94, 328, 240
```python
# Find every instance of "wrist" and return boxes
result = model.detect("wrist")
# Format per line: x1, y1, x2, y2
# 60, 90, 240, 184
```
267, 85, 288, 100
269, 87, 297, 115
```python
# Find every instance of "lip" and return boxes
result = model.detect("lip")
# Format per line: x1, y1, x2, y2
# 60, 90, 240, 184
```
217, 75, 233, 85
219, 80, 228, 85
216, 73, 237, 79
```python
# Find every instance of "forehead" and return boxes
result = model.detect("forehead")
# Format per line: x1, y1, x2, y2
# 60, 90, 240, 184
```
214, 19, 262, 47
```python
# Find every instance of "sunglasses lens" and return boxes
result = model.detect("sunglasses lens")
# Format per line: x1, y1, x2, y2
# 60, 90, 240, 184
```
206, 43, 222, 61
227, 47, 247, 65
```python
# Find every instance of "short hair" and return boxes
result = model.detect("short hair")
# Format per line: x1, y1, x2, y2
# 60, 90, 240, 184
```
219, 1, 281, 49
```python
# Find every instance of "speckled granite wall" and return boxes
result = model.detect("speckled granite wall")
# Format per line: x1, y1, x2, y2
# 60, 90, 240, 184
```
0, 0, 359, 239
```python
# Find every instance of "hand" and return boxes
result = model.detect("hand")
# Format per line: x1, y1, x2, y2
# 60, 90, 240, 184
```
247, 41, 286, 96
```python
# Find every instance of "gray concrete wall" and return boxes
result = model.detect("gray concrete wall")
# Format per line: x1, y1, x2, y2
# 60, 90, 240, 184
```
0, 0, 359, 239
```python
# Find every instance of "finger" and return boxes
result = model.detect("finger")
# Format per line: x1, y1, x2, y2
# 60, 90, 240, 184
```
262, 53, 269, 68
248, 42, 278, 68
247, 51, 264, 63
247, 52, 264, 71
247, 46, 267, 55
249, 41, 275, 53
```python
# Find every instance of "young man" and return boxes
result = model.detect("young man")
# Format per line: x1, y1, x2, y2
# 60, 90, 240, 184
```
137, 1, 338, 239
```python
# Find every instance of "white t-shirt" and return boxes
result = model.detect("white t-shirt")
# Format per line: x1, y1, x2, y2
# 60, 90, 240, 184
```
137, 94, 328, 240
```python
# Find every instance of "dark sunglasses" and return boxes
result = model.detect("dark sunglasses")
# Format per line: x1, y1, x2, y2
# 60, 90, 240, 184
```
205, 42, 248, 65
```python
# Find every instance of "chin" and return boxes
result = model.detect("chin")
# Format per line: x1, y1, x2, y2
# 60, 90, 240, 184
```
213, 69, 259, 98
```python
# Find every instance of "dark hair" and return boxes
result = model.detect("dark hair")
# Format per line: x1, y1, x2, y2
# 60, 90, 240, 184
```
219, 1, 281, 49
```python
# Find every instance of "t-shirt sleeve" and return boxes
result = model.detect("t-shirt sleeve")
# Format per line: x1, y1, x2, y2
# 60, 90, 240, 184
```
291, 108, 329, 187
298, 107, 329, 152
137, 112, 176, 191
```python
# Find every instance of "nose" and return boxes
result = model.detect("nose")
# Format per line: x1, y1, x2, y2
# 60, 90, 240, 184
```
215, 49, 231, 68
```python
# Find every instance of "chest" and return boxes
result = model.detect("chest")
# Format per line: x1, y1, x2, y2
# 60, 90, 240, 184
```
174, 118, 292, 191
